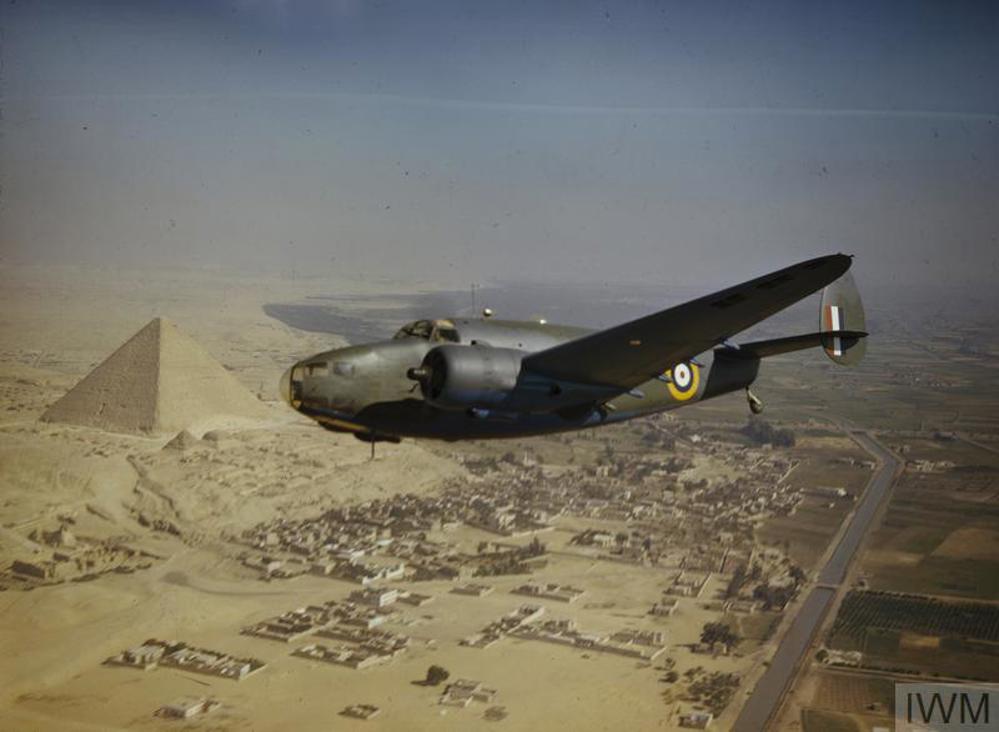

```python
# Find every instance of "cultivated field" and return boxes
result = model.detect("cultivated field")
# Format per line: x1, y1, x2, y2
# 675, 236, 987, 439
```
777, 326, 999, 730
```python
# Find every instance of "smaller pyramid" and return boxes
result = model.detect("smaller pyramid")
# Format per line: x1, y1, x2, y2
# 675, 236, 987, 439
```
43, 318, 270, 435
163, 429, 200, 451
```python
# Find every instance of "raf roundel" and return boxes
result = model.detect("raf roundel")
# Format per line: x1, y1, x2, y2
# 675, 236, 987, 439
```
666, 361, 699, 401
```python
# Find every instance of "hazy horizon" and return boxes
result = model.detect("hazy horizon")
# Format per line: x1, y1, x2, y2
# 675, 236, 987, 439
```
2, 1, 997, 293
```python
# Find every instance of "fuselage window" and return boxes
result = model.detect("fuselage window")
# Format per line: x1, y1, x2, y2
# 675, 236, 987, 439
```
333, 361, 355, 377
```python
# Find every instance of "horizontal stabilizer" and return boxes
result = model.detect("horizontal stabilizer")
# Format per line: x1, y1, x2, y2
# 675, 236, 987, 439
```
722, 330, 868, 359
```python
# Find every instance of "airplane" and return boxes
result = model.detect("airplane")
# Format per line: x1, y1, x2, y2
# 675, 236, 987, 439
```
279, 254, 866, 444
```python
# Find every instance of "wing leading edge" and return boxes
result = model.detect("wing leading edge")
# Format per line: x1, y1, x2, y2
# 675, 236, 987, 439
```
522, 254, 853, 389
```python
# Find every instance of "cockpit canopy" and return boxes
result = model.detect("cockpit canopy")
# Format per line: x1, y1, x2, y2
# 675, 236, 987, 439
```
393, 319, 460, 343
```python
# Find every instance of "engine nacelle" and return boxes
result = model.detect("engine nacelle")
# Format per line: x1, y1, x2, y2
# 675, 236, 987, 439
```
412, 345, 527, 411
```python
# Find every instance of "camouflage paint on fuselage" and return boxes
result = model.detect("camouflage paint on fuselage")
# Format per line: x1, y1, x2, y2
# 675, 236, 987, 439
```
282, 317, 759, 441
279, 255, 866, 441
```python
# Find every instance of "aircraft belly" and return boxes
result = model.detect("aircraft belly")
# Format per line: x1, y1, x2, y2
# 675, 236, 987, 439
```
350, 399, 607, 440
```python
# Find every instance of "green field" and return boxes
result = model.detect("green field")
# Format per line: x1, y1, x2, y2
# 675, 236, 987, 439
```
862, 463, 999, 599
830, 591, 999, 646
826, 590, 999, 681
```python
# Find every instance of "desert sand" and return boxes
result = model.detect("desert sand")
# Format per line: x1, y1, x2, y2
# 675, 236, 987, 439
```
0, 264, 782, 731
0, 265, 468, 727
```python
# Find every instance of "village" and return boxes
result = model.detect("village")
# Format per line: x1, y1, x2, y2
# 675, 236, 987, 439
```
236, 435, 811, 601
85, 423, 826, 726
0, 311, 862, 729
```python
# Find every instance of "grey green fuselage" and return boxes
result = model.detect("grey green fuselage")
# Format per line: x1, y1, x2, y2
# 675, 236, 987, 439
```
281, 317, 759, 441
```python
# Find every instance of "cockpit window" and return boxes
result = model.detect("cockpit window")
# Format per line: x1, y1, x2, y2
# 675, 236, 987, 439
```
433, 326, 460, 343
393, 319, 461, 342
393, 320, 434, 340
305, 361, 329, 376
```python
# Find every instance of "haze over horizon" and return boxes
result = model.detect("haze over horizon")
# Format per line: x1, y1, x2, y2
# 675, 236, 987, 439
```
2, 1, 997, 294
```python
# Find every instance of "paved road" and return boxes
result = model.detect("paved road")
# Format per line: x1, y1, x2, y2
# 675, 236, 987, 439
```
818, 433, 900, 586
732, 432, 900, 732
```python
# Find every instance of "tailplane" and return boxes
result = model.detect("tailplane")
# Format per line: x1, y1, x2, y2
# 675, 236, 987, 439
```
730, 329, 867, 360
719, 269, 868, 364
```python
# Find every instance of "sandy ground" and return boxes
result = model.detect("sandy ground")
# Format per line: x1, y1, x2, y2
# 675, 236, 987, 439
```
0, 264, 803, 731
0, 265, 471, 728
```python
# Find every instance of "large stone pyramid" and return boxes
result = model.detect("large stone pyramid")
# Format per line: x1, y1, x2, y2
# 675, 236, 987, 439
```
42, 317, 270, 434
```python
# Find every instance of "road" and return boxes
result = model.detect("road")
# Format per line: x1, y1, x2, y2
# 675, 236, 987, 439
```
732, 431, 901, 732
818, 433, 900, 586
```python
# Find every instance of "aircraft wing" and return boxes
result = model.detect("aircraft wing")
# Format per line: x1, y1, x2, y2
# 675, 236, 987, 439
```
522, 254, 853, 389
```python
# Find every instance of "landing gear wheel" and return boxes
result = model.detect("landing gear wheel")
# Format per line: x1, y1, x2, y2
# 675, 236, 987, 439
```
746, 388, 764, 415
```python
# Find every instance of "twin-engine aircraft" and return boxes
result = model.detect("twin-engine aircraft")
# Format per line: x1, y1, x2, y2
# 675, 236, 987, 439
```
280, 254, 867, 443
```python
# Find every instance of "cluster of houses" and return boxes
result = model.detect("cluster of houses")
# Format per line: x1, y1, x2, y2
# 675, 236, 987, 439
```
107, 639, 265, 680
231, 434, 807, 619
665, 572, 711, 599
512, 619, 668, 661
238, 593, 414, 670
242, 594, 418, 660
461, 604, 547, 649
512, 581, 586, 603
293, 636, 407, 670
94, 423, 823, 726
6, 524, 152, 588
241, 600, 343, 643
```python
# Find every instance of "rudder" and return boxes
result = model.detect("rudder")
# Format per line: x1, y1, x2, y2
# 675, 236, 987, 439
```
820, 271, 866, 366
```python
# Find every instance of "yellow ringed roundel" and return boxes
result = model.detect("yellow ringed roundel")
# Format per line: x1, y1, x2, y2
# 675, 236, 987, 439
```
666, 361, 699, 401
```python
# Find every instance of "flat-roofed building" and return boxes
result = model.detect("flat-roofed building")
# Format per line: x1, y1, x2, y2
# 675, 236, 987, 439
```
157, 697, 219, 719
451, 583, 493, 597
349, 587, 399, 607
440, 679, 498, 707
342, 704, 380, 720
679, 710, 713, 729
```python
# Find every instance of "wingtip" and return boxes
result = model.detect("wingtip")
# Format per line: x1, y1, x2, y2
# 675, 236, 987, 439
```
812, 253, 853, 275
833, 252, 854, 271
812, 252, 853, 265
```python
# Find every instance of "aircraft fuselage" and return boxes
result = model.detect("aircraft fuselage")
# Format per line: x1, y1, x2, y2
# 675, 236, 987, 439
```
280, 317, 759, 441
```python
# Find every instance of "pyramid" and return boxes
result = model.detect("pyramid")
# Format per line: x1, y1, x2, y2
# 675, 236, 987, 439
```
42, 318, 271, 434
162, 429, 201, 451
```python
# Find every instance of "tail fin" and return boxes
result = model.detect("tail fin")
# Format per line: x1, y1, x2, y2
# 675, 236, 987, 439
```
820, 271, 866, 366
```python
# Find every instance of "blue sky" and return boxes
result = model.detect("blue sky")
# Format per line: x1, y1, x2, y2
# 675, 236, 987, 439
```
2, 1, 997, 290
